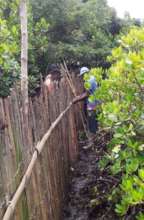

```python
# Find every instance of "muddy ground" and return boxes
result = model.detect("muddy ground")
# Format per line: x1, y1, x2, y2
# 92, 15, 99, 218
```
63, 134, 119, 220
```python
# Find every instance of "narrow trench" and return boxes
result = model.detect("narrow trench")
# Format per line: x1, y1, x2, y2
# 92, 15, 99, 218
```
63, 135, 118, 220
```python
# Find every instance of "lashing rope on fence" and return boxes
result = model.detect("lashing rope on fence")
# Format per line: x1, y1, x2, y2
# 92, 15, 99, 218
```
3, 102, 73, 220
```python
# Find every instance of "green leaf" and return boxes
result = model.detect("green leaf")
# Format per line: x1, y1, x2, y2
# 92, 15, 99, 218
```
126, 158, 139, 174
136, 212, 144, 220
138, 169, 144, 181
112, 145, 121, 154
121, 177, 133, 192
115, 203, 128, 216
111, 160, 121, 175
108, 113, 117, 122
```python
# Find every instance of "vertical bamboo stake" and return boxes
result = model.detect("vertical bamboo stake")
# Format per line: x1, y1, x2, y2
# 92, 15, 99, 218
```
60, 63, 89, 138
2, 102, 73, 220
20, 0, 28, 127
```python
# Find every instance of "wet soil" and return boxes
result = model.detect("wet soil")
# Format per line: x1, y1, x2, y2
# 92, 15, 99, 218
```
63, 136, 119, 220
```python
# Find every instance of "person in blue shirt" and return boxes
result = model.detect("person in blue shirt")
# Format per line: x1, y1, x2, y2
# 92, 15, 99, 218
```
73, 67, 99, 137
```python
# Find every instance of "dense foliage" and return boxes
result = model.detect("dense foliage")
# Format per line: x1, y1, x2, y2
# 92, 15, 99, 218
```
0, 0, 49, 96
88, 27, 144, 219
0, 0, 20, 96
31, 0, 122, 67
0, 0, 142, 96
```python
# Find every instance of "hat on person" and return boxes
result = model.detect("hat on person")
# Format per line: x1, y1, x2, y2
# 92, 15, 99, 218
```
79, 67, 90, 76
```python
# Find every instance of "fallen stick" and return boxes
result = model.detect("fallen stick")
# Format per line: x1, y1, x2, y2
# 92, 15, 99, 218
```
3, 102, 73, 220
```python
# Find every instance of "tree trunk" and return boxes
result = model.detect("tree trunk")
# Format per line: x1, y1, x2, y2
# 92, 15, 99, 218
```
20, 0, 28, 126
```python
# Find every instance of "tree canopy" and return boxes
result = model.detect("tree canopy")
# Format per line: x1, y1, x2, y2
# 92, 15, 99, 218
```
31, 0, 122, 67
0, 0, 142, 96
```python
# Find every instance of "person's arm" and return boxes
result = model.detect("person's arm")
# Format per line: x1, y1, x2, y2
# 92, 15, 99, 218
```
72, 91, 89, 104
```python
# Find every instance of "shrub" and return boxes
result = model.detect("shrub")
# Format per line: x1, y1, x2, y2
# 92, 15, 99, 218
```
89, 27, 144, 218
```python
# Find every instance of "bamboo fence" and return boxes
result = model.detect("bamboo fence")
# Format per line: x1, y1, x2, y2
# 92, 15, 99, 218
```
0, 75, 82, 220
60, 63, 88, 137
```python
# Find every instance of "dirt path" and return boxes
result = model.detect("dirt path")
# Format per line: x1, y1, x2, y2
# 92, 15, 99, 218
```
63, 139, 118, 220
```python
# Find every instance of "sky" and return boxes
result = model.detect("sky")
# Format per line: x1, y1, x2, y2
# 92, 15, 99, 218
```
107, 0, 144, 19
